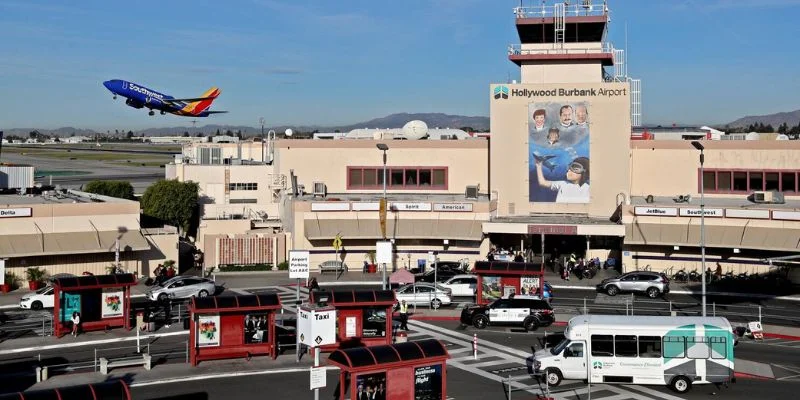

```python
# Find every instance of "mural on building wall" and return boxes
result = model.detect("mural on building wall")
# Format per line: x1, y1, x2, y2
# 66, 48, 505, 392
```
528, 102, 590, 203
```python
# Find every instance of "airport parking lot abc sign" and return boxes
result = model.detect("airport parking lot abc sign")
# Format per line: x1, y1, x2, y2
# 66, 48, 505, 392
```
289, 250, 310, 279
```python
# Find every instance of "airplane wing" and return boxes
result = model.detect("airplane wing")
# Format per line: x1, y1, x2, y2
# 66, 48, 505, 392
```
161, 96, 218, 104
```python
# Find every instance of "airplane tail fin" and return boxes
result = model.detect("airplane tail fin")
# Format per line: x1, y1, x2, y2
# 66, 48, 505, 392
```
181, 87, 221, 115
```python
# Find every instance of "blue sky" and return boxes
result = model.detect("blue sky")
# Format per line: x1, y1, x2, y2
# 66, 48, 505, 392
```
1, 0, 799, 130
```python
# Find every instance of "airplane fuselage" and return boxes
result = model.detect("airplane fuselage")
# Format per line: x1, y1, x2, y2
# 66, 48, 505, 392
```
103, 79, 216, 117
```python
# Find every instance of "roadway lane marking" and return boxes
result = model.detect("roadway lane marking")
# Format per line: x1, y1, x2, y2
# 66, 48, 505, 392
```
129, 366, 341, 388
0, 330, 187, 355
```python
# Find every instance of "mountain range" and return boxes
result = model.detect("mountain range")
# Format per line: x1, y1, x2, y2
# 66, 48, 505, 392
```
726, 109, 800, 129
1, 113, 490, 137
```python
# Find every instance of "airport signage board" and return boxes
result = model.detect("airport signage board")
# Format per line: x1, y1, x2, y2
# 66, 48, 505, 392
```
0, 208, 32, 218
725, 209, 770, 219
352, 202, 380, 211
678, 208, 724, 218
310, 202, 350, 212
633, 207, 678, 217
527, 225, 577, 235
433, 203, 473, 212
771, 210, 800, 221
298, 305, 336, 348
289, 250, 310, 279
390, 202, 432, 212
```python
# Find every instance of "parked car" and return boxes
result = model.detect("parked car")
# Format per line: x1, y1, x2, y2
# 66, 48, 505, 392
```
318, 260, 348, 274
440, 274, 477, 297
415, 269, 459, 283
146, 276, 216, 302
394, 283, 452, 309
19, 286, 55, 310
460, 297, 555, 331
596, 271, 669, 298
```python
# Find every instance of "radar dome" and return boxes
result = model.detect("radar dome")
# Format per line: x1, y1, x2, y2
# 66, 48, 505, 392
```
402, 120, 429, 140
284, 128, 293, 137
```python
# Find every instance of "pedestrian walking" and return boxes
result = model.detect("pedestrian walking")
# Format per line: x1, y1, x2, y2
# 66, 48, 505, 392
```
399, 300, 409, 331
71, 312, 81, 337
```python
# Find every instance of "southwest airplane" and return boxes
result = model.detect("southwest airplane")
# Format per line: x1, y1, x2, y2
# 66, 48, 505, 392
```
103, 79, 227, 117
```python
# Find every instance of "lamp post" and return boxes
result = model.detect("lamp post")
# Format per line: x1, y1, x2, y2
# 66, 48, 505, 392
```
691, 140, 706, 317
376, 143, 389, 289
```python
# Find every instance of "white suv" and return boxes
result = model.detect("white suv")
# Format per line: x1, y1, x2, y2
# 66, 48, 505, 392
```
20, 286, 55, 310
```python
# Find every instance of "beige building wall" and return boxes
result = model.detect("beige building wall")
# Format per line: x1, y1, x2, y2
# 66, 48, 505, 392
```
630, 141, 800, 198
273, 140, 488, 196
489, 82, 631, 218
140, 232, 180, 277
0, 202, 141, 235
173, 164, 278, 206
521, 61, 604, 84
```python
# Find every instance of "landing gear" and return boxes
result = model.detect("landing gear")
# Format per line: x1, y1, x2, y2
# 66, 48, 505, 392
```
148, 110, 155, 116
113, 95, 117, 100
160, 110, 166, 115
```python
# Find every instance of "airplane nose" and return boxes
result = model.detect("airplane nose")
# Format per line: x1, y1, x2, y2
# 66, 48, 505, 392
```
103, 80, 114, 91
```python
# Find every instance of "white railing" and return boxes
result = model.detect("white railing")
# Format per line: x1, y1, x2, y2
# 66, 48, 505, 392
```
508, 42, 613, 56
514, 1, 608, 19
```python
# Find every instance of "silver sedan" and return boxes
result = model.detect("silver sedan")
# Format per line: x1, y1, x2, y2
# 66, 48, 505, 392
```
146, 276, 216, 302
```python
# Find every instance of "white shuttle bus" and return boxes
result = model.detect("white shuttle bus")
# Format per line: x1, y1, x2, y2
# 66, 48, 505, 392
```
532, 315, 735, 393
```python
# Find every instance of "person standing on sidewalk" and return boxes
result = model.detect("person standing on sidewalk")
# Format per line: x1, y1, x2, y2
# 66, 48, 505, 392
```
399, 300, 409, 331
71, 312, 81, 337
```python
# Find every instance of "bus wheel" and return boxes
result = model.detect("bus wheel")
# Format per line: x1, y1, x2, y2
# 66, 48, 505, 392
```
670, 376, 692, 393
545, 368, 563, 387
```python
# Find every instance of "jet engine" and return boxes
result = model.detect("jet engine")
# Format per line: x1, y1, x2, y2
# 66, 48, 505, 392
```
125, 98, 145, 109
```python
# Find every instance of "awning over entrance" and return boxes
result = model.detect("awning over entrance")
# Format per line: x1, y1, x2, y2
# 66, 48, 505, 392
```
483, 215, 626, 236
625, 217, 800, 251
303, 219, 483, 241
0, 230, 151, 258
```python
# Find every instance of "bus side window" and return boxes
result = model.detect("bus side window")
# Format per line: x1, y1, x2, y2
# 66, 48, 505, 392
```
638, 336, 662, 358
663, 336, 686, 358
565, 343, 584, 358
687, 336, 710, 359
709, 336, 727, 359
591, 335, 614, 357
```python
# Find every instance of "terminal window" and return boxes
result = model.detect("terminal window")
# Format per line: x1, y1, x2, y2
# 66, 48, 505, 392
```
701, 169, 799, 193
228, 183, 258, 191
347, 167, 447, 190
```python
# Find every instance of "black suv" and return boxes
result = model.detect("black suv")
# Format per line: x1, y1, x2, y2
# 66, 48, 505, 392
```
460, 297, 555, 332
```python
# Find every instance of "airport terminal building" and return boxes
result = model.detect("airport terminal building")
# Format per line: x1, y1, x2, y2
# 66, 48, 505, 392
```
164, 1, 799, 282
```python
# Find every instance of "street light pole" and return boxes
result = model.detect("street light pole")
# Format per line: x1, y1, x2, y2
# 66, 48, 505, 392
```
377, 143, 389, 290
691, 141, 706, 317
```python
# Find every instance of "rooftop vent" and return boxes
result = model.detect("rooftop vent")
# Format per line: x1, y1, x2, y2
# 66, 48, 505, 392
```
312, 182, 327, 198
750, 191, 785, 204
465, 185, 480, 200
672, 194, 691, 203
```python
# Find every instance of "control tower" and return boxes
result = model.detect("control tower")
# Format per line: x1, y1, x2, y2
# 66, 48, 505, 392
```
508, 0, 641, 126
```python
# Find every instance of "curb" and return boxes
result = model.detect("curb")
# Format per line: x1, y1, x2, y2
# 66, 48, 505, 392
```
763, 332, 800, 341
549, 284, 800, 302
734, 371, 772, 380
128, 366, 340, 388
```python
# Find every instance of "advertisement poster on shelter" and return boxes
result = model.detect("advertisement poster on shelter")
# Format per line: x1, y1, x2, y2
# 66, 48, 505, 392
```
355, 372, 386, 400
481, 276, 501, 302
101, 288, 124, 318
528, 101, 590, 203
197, 315, 220, 347
60, 292, 81, 322
362, 307, 387, 338
244, 313, 268, 344
414, 364, 442, 400
520, 276, 540, 295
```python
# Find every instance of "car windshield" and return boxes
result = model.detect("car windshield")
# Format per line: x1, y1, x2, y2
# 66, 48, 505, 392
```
551, 338, 570, 355
36, 286, 52, 295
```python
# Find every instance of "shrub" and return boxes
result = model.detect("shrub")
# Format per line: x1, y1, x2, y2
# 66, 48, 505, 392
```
277, 261, 289, 271
218, 264, 272, 272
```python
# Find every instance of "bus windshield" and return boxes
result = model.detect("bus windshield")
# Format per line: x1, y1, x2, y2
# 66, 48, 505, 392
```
551, 337, 570, 355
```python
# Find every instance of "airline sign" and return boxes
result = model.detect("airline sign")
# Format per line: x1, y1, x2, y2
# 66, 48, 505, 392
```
433, 203, 473, 212
0, 208, 32, 218
633, 207, 678, 217
678, 208, 724, 218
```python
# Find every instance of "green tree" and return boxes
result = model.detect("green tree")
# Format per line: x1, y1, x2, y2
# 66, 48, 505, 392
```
140, 180, 199, 235
126, 131, 134, 139
84, 180, 135, 200
183, 131, 190, 137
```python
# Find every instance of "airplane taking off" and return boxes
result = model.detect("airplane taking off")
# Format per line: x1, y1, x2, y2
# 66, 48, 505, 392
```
103, 79, 227, 117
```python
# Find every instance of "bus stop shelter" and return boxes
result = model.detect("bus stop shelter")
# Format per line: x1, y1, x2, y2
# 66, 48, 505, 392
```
0, 380, 131, 400
309, 290, 396, 351
189, 293, 282, 366
52, 274, 136, 338
474, 261, 545, 304
327, 339, 450, 400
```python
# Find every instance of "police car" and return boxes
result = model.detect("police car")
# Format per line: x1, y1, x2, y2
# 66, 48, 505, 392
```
460, 295, 555, 331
